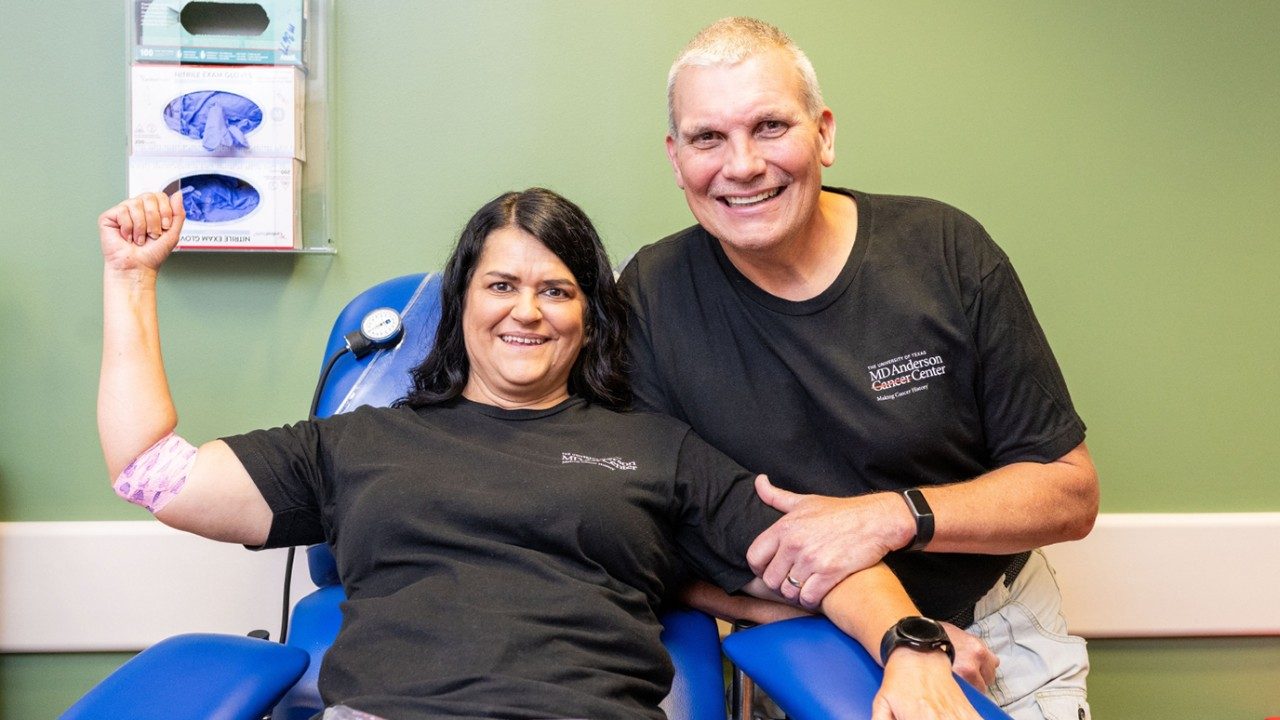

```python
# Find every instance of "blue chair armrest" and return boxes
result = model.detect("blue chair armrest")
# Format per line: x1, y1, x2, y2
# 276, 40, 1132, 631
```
722, 616, 1010, 720
62, 633, 309, 720
658, 608, 725, 720
273, 585, 346, 720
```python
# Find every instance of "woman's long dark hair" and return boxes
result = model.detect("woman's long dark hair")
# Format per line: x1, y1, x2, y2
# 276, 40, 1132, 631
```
398, 188, 631, 410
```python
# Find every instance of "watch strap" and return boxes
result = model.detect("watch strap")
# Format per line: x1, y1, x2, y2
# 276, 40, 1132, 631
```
898, 488, 935, 552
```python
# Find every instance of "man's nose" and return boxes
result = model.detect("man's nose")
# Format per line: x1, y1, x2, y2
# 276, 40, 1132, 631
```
722, 136, 766, 181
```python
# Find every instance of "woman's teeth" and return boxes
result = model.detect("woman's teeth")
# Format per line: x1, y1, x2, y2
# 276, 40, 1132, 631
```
502, 335, 545, 345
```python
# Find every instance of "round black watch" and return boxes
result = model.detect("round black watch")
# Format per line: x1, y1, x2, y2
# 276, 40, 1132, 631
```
879, 616, 955, 665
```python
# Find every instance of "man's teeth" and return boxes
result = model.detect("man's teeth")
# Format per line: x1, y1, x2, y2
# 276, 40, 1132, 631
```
502, 335, 545, 345
723, 189, 780, 206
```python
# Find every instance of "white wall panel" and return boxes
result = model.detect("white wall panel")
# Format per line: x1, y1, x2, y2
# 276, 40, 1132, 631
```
3, 514, 1278, 652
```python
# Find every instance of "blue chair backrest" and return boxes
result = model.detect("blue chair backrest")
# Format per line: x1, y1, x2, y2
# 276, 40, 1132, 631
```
314, 273, 443, 419
272, 274, 727, 720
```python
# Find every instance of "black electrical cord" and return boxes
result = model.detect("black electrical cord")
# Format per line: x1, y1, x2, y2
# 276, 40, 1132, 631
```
276, 307, 404, 645
311, 347, 351, 422
280, 546, 295, 645
279, 345, 351, 644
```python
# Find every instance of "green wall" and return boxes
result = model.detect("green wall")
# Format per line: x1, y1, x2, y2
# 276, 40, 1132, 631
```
1, 1, 1276, 717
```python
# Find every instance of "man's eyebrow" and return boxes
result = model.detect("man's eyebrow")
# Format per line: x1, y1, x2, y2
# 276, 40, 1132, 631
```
750, 107, 802, 124
679, 124, 717, 140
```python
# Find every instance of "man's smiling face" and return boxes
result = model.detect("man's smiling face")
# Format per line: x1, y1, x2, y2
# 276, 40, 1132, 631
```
666, 48, 835, 257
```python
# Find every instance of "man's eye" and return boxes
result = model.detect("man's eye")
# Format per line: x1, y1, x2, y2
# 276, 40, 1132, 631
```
758, 120, 787, 136
691, 132, 719, 147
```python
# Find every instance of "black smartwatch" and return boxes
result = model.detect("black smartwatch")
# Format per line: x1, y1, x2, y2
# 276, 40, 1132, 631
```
879, 615, 955, 665
897, 488, 934, 551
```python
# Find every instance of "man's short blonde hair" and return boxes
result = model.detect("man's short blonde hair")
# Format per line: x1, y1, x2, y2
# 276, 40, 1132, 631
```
666, 17, 826, 137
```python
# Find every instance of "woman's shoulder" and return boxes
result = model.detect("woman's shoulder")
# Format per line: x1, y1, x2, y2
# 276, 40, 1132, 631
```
579, 403, 692, 435
321, 403, 420, 429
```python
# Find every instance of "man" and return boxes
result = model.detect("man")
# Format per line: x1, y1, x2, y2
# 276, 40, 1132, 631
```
619, 17, 1099, 720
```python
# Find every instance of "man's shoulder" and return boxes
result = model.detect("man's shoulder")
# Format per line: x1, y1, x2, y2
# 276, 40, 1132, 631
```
623, 224, 707, 273
618, 224, 717, 302
850, 189, 1005, 272
850, 188, 986, 231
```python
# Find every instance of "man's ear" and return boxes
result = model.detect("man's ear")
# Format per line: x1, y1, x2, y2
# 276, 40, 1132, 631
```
665, 134, 686, 189
818, 109, 836, 168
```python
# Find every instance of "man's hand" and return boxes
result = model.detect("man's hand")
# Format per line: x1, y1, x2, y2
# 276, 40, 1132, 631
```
873, 649, 981, 720
747, 475, 911, 609
942, 621, 998, 690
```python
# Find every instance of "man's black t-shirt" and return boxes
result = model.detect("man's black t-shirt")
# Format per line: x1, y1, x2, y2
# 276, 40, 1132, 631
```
619, 188, 1086, 621
223, 397, 777, 720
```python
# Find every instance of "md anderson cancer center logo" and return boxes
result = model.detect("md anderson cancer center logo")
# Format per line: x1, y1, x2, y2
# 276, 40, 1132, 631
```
562, 452, 637, 471
868, 350, 948, 402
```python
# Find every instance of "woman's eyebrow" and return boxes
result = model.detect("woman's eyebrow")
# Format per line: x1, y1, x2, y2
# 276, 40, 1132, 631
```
480, 271, 577, 287
541, 278, 578, 288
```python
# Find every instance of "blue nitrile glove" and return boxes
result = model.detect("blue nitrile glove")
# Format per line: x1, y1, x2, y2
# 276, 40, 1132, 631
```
163, 91, 263, 152
180, 175, 260, 222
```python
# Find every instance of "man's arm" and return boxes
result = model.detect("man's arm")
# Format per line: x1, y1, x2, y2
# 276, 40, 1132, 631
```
741, 565, 984, 720
691, 577, 998, 689
917, 442, 1098, 552
747, 444, 1099, 607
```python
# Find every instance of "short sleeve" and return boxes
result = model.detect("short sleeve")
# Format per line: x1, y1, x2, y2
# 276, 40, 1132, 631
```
968, 255, 1086, 464
222, 420, 332, 549
669, 430, 781, 593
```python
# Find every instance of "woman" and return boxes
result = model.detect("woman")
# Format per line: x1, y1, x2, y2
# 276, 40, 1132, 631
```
98, 188, 980, 720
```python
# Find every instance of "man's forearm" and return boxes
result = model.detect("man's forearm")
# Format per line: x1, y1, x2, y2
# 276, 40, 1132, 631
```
816, 563, 918, 657
742, 562, 915, 655
916, 442, 1099, 554
747, 445, 1099, 605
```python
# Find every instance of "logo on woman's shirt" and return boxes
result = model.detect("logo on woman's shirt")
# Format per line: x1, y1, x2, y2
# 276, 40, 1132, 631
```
561, 452, 637, 471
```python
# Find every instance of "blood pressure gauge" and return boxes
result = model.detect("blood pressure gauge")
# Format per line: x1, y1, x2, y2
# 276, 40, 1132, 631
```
345, 307, 403, 358
360, 307, 403, 344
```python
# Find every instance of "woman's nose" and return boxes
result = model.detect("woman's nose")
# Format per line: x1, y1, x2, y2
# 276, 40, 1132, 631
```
509, 289, 543, 323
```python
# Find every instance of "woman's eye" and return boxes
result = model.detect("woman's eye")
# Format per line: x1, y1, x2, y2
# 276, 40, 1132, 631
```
490, 282, 513, 292
542, 287, 568, 298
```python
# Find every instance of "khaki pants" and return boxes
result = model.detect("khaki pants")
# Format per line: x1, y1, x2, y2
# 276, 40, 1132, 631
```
969, 549, 1091, 720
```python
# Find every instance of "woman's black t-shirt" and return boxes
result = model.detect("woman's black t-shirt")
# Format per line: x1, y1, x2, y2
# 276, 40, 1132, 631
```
223, 397, 777, 720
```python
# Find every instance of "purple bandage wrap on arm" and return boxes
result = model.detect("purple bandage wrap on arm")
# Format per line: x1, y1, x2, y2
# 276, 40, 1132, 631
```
113, 433, 198, 513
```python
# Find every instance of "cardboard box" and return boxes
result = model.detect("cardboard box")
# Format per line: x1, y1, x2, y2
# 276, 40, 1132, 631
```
128, 156, 301, 250
133, 0, 306, 66
131, 64, 304, 159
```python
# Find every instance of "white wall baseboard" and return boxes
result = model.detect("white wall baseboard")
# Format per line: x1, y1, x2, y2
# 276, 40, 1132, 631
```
2, 513, 1277, 652
1043, 512, 1280, 638
0, 521, 316, 653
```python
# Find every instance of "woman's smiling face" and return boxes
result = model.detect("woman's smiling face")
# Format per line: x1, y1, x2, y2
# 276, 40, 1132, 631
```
461, 225, 586, 409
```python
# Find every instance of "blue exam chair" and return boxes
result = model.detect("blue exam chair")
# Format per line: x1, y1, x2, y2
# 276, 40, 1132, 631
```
64, 274, 1010, 720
